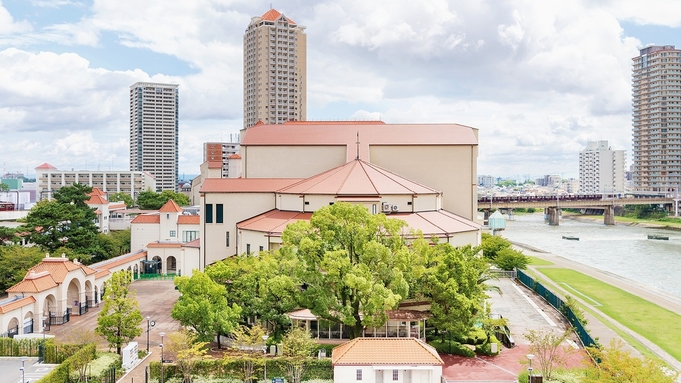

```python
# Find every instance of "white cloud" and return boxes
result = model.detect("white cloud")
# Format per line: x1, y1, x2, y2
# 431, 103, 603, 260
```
0, 3, 32, 35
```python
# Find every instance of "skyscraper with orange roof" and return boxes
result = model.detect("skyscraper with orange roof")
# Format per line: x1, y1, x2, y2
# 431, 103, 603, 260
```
243, 8, 307, 128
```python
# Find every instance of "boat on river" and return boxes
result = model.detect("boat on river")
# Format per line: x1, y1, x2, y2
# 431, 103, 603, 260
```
647, 234, 669, 240
562, 236, 579, 241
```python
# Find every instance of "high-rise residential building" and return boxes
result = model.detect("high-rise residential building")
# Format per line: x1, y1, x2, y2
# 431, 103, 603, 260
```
243, 8, 306, 128
579, 140, 626, 194
129, 82, 179, 191
203, 142, 241, 178
632, 45, 681, 192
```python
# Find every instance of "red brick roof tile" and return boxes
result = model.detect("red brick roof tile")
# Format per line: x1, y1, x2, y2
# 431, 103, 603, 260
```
332, 338, 443, 365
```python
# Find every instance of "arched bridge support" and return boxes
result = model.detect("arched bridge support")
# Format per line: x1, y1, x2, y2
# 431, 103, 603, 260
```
547, 207, 561, 226
604, 205, 615, 226
483, 209, 491, 225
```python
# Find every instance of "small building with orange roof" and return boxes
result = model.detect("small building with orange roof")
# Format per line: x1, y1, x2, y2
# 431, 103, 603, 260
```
332, 337, 444, 383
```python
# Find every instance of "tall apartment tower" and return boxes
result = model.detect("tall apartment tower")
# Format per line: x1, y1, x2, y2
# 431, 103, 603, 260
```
129, 82, 179, 191
579, 140, 626, 194
243, 8, 306, 128
632, 45, 681, 192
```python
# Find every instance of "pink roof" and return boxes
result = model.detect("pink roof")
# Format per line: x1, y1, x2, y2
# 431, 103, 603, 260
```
184, 238, 201, 248
159, 199, 183, 213
238, 209, 479, 237
279, 159, 440, 196
200, 178, 304, 193
241, 122, 478, 162
332, 338, 443, 365
237, 210, 313, 234
35, 162, 57, 170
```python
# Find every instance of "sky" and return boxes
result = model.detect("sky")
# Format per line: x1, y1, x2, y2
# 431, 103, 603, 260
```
0, 0, 680, 181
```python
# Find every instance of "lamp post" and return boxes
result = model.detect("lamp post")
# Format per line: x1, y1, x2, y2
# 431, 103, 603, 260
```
160, 332, 166, 383
527, 353, 534, 383
20, 357, 26, 383
262, 334, 269, 382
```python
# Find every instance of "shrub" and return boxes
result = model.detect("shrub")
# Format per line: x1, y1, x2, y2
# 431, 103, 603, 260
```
493, 248, 530, 270
428, 339, 475, 357
475, 335, 501, 356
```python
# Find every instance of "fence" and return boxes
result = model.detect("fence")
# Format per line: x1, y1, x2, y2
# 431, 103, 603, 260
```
49, 309, 71, 325
516, 269, 598, 349
135, 273, 178, 281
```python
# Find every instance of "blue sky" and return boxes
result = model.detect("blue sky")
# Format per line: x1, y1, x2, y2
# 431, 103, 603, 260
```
0, 0, 680, 180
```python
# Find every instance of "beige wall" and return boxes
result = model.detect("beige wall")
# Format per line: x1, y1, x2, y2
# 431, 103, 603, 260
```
242, 145, 346, 178
131, 223, 160, 252
370, 145, 477, 221
202, 192, 276, 265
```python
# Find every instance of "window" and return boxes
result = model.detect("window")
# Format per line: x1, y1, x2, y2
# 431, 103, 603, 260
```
392, 370, 398, 381
205, 204, 213, 223
356, 369, 362, 381
182, 231, 198, 242
246, 244, 251, 255
259, 246, 264, 251
170, 230, 176, 237
216, 204, 224, 223
226, 232, 230, 247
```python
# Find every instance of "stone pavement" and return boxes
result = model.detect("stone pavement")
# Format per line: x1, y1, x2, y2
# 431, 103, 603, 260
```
47, 280, 180, 383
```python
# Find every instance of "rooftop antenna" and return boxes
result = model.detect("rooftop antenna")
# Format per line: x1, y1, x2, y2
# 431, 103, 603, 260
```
356, 131, 360, 160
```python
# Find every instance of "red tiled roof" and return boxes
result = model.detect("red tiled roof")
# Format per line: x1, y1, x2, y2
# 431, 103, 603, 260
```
90, 188, 106, 197
6, 273, 58, 293
159, 199, 183, 213
35, 162, 57, 170
86, 195, 108, 205
147, 242, 182, 248
241, 122, 477, 162
200, 178, 303, 193
0, 296, 36, 314
279, 159, 440, 196
131, 214, 160, 224
90, 250, 147, 273
178, 215, 200, 225
228, 153, 241, 159
184, 238, 201, 248
260, 8, 296, 24
237, 210, 312, 234
332, 338, 443, 365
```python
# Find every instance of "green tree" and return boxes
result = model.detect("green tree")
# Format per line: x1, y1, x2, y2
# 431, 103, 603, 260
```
228, 324, 267, 383
207, 250, 300, 333
418, 243, 488, 335
20, 184, 100, 255
166, 329, 208, 383
282, 202, 412, 338
0, 226, 17, 244
172, 271, 242, 344
524, 329, 574, 380
0, 183, 8, 191
493, 247, 530, 270
584, 339, 678, 382
109, 192, 134, 208
95, 270, 143, 354
137, 189, 190, 210
281, 327, 317, 383
480, 232, 512, 261
0, 246, 45, 294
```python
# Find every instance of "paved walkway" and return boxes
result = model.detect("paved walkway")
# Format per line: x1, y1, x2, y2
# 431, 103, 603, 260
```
47, 280, 180, 383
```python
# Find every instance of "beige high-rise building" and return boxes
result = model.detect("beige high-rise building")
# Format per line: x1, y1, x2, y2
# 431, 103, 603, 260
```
243, 8, 306, 128
130, 82, 179, 191
579, 140, 626, 194
632, 45, 681, 192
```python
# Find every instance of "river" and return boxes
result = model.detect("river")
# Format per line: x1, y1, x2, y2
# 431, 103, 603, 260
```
501, 213, 681, 298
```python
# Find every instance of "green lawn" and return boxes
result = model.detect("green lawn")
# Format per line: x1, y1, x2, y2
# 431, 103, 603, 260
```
578, 214, 681, 228
538, 268, 681, 361
527, 256, 553, 266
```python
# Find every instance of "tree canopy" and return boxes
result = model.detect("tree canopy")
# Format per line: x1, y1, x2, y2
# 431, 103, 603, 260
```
109, 192, 134, 208
19, 184, 100, 256
0, 246, 45, 294
281, 202, 412, 338
172, 271, 242, 344
137, 189, 190, 210
95, 270, 143, 354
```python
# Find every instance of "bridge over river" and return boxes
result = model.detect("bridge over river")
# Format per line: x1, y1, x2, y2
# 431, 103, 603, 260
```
478, 195, 677, 225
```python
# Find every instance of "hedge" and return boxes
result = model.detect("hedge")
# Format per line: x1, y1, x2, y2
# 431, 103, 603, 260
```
149, 357, 333, 381
37, 343, 97, 383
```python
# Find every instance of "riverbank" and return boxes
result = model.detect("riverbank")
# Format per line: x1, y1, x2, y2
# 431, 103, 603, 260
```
563, 213, 681, 230
512, 241, 681, 374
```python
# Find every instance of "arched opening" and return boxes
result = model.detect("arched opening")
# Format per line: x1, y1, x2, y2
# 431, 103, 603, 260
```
94, 285, 99, 304
67, 279, 82, 315
133, 264, 139, 280
152, 256, 162, 274
84, 280, 94, 308
167, 256, 177, 274
23, 311, 34, 334
6, 317, 19, 338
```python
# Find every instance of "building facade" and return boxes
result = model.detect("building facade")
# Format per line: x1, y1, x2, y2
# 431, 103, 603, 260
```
579, 140, 626, 194
35, 163, 156, 201
632, 45, 681, 192
129, 82, 179, 191
203, 142, 241, 178
243, 8, 306, 128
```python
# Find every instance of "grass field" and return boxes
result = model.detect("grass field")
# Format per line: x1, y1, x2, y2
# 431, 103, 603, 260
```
538, 268, 681, 361
577, 215, 681, 229
527, 256, 553, 266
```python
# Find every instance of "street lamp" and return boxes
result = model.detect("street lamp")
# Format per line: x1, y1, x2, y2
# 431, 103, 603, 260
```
20, 357, 26, 383
527, 353, 534, 383
160, 332, 166, 383
146, 316, 155, 353
262, 334, 269, 382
